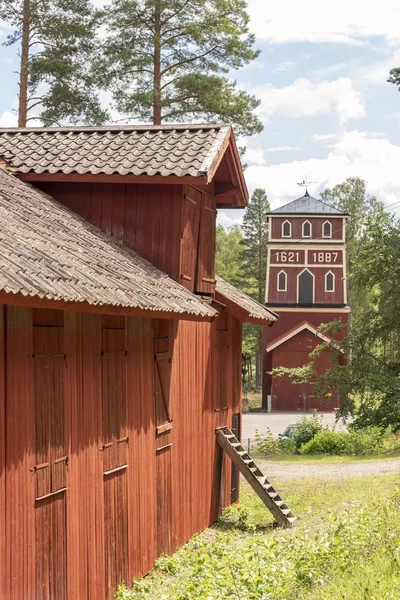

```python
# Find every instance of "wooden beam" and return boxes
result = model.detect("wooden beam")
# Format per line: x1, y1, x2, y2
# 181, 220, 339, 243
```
0, 291, 217, 323
215, 291, 275, 326
17, 172, 206, 186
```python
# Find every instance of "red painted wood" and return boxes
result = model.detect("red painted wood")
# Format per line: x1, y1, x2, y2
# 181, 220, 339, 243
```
271, 216, 344, 241
268, 266, 345, 305
0, 306, 5, 596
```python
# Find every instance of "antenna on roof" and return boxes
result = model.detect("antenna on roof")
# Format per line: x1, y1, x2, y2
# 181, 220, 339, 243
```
297, 175, 316, 196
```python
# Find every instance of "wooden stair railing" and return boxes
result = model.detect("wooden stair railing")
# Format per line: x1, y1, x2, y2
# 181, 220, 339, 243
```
216, 426, 297, 528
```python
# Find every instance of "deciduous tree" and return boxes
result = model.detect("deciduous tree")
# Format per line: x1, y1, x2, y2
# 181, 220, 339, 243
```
99, 0, 262, 135
0, 0, 106, 126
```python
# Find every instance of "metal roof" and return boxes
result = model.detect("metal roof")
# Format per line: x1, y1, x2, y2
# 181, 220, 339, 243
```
0, 170, 217, 319
270, 192, 346, 215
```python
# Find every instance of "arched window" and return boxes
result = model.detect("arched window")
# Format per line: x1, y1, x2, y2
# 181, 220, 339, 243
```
277, 270, 287, 292
323, 220, 332, 238
282, 220, 291, 237
298, 269, 314, 305
325, 271, 335, 292
302, 220, 312, 238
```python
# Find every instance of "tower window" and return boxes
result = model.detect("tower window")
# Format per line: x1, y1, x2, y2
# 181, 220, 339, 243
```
323, 220, 332, 238
282, 220, 291, 237
277, 271, 287, 292
325, 271, 335, 292
302, 220, 312, 237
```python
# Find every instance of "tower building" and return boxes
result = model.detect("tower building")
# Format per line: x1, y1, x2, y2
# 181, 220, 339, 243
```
262, 190, 350, 411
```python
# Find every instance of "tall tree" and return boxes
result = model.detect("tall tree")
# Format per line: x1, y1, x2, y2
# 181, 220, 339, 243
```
99, 0, 263, 136
387, 66, 400, 93
320, 177, 380, 317
216, 224, 243, 285
240, 188, 270, 387
0, 0, 107, 126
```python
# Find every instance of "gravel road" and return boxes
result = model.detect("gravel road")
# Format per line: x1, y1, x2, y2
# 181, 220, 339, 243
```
256, 458, 400, 481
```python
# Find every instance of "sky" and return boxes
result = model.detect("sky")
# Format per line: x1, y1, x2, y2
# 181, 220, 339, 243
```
1, 1, 400, 228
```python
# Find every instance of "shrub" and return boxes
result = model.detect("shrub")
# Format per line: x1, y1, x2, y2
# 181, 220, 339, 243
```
292, 413, 325, 451
299, 427, 386, 455
255, 428, 296, 456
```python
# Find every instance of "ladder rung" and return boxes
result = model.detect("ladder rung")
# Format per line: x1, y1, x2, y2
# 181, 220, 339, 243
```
269, 492, 279, 500
274, 500, 285, 508
282, 508, 292, 516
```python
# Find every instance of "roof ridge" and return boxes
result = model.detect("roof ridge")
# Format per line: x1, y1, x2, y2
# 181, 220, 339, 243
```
0, 123, 227, 134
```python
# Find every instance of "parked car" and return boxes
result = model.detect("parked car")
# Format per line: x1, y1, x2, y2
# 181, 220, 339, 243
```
281, 424, 299, 440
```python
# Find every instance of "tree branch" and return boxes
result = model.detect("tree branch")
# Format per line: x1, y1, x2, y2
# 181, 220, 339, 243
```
160, 45, 219, 77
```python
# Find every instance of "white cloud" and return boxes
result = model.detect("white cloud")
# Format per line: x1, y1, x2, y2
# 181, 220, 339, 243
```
217, 210, 245, 229
244, 130, 400, 208
244, 147, 267, 166
254, 78, 365, 125
266, 146, 301, 152
247, 0, 400, 47
0, 111, 17, 127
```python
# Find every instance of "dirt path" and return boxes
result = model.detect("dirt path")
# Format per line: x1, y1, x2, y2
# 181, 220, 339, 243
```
257, 458, 400, 481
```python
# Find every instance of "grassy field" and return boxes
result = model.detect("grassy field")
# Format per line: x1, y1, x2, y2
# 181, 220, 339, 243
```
115, 471, 400, 599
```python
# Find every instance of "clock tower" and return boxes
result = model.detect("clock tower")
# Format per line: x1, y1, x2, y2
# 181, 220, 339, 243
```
262, 190, 350, 411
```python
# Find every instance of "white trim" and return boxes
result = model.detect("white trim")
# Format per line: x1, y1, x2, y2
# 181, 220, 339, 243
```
270, 307, 350, 313
268, 239, 346, 245
343, 252, 348, 305
269, 214, 349, 219
322, 220, 332, 238
270, 263, 343, 268
277, 270, 287, 292
266, 322, 331, 352
265, 246, 271, 303
297, 268, 315, 304
282, 219, 292, 237
325, 270, 335, 292
302, 219, 312, 238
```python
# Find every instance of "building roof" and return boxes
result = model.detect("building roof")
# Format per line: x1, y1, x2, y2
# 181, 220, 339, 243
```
266, 320, 331, 352
0, 169, 217, 320
270, 191, 347, 215
215, 276, 278, 325
0, 124, 230, 179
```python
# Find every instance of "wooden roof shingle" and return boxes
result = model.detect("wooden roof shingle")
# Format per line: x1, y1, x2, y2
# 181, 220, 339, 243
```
0, 170, 217, 320
215, 276, 278, 325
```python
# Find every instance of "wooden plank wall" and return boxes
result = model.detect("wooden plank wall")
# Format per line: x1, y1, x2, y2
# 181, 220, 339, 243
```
36, 182, 183, 281
0, 306, 242, 600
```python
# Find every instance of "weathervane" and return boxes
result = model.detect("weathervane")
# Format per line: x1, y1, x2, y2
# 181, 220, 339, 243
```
297, 175, 316, 196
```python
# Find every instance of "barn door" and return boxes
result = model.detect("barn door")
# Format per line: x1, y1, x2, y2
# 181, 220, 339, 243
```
153, 319, 173, 555
215, 312, 229, 428
196, 193, 217, 295
32, 322, 68, 600
101, 326, 129, 598
180, 187, 201, 290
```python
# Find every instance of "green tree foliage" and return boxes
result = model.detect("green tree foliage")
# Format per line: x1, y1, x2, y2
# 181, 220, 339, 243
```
320, 177, 380, 316
0, 0, 107, 126
215, 224, 243, 284
99, 0, 263, 135
387, 66, 400, 92
239, 188, 270, 388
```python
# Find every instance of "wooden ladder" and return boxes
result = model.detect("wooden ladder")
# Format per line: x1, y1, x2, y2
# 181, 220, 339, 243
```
216, 426, 296, 528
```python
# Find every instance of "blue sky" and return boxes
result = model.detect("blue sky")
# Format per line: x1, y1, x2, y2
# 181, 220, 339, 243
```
1, 0, 400, 228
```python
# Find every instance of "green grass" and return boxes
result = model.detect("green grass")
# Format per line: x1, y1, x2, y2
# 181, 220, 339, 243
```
115, 471, 400, 600
250, 447, 400, 463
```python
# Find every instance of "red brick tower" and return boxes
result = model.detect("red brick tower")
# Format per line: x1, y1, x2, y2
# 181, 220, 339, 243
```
262, 191, 350, 411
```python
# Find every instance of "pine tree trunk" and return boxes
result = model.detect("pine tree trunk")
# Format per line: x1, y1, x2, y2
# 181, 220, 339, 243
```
18, 0, 30, 127
153, 0, 162, 125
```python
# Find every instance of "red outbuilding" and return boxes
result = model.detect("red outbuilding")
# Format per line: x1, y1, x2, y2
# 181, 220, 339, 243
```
262, 191, 350, 412
0, 125, 277, 600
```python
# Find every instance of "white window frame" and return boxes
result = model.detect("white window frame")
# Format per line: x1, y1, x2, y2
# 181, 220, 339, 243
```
282, 219, 292, 238
302, 220, 312, 238
322, 220, 332, 238
297, 268, 315, 304
277, 270, 287, 292
325, 270, 335, 292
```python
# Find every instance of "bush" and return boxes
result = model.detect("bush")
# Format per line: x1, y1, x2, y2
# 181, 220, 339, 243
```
292, 413, 325, 451
255, 428, 296, 456
299, 427, 385, 455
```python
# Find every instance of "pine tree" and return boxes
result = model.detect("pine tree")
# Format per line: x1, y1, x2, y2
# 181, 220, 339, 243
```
240, 188, 270, 389
99, 0, 263, 136
0, 0, 107, 126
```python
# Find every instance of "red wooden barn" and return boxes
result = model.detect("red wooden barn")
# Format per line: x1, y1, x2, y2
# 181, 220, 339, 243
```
0, 124, 277, 600
262, 191, 350, 412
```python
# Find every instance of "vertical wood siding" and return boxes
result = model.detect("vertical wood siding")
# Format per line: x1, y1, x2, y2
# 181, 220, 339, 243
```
0, 304, 242, 599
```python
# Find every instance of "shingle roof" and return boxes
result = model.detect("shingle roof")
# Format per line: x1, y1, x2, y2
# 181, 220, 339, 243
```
0, 124, 231, 179
0, 170, 217, 320
215, 277, 277, 324
271, 192, 346, 215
